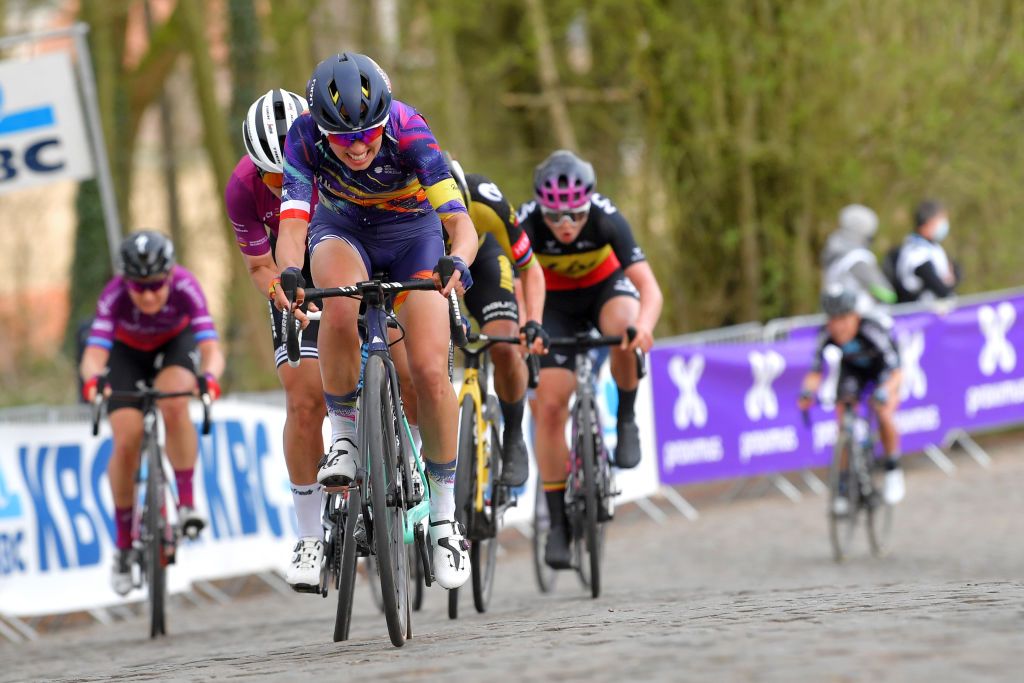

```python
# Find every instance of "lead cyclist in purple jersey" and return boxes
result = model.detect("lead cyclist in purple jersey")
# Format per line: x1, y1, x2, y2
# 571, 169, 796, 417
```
80, 231, 225, 596
226, 88, 329, 592
274, 52, 477, 590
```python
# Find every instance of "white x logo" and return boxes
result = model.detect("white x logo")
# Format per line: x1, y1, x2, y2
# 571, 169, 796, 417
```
668, 354, 707, 429
745, 350, 785, 421
898, 330, 927, 400
978, 302, 1016, 376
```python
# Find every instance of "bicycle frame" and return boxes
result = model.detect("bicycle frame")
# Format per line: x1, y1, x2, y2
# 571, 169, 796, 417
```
457, 347, 493, 515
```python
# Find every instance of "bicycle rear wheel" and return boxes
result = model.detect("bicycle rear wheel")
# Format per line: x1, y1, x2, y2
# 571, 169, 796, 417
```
576, 399, 602, 599
532, 474, 557, 593
144, 439, 167, 638
333, 487, 361, 642
866, 459, 894, 557
362, 354, 410, 647
449, 395, 477, 620
828, 433, 859, 563
472, 422, 502, 613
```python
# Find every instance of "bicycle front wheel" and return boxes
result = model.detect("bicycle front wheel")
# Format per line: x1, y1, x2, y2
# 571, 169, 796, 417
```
448, 394, 477, 620
333, 487, 361, 642
866, 459, 894, 557
362, 354, 410, 647
472, 422, 502, 613
828, 432, 859, 563
576, 398, 602, 599
144, 439, 167, 638
532, 474, 557, 593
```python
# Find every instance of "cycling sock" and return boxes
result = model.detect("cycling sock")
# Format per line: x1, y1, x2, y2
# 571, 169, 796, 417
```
883, 455, 901, 470
617, 387, 638, 423
115, 506, 133, 550
174, 469, 194, 508
543, 481, 567, 529
500, 398, 525, 441
425, 457, 457, 522
409, 423, 422, 452
291, 483, 324, 540
324, 390, 358, 442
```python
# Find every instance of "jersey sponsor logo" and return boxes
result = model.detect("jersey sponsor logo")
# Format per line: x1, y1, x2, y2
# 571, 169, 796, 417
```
631, 245, 646, 261
613, 278, 639, 296
744, 350, 785, 421
668, 354, 707, 429
978, 302, 1016, 375
590, 193, 617, 215
516, 201, 536, 224
898, 329, 927, 400
477, 182, 503, 203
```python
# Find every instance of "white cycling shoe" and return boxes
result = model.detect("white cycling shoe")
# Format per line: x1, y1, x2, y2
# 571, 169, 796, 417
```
111, 549, 134, 596
429, 519, 471, 590
831, 496, 851, 516
883, 467, 905, 505
285, 537, 324, 593
318, 437, 359, 487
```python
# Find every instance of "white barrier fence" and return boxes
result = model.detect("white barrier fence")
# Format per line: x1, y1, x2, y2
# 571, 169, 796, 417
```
0, 368, 660, 622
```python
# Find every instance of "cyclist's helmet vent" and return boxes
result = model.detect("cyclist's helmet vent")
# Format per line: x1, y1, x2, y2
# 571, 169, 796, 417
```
306, 52, 392, 134
534, 150, 595, 211
120, 230, 175, 279
242, 88, 307, 174
821, 283, 858, 317
442, 151, 470, 207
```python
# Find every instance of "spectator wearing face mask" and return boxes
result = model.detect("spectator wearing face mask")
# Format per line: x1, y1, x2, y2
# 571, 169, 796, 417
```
821, 203, 897, 313
893, 199, 958, 302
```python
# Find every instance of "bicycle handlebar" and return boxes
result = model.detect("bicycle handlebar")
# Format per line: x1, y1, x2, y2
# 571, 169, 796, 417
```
547, 326, 647, 380
464, 332, 541, 388
436, 256, 469, 349
90, 386, 212, 437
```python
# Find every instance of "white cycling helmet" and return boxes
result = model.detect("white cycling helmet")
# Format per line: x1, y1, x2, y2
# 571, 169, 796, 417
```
242, 89, 307, 174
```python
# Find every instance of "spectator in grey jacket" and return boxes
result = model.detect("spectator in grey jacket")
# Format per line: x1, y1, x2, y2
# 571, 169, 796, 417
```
895, 199, 958, 302
821, 204, 897, 313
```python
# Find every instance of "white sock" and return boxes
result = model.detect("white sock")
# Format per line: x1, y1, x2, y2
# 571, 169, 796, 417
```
409, 424, 422, 453
329, 414, 356, 445
425, 458, 457, 522
291, 483, 323, 540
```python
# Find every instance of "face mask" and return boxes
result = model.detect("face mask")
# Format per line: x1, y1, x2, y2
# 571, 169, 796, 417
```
932, 218, 949, 242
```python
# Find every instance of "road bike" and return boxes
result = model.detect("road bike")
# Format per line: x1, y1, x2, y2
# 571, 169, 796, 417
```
282, 258, 465, 647
825, 396, 894, 561
536, 328, 644, 599
447, 333, 538, 618
90, 379, 212, 638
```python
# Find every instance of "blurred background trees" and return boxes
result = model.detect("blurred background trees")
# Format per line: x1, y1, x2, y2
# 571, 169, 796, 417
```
2, 0, 1024, 405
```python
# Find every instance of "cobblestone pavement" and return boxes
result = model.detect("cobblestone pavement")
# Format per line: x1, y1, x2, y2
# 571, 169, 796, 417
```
4, 443, 1023, 682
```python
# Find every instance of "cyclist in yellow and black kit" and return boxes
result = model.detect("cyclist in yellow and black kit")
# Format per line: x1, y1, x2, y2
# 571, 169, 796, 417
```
519, 150, 662, 569
444, 153, 547, 487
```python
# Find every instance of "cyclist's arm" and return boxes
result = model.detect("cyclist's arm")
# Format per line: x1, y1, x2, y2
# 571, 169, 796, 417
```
196, 339, 225, 380
242, 249, 279, 299
443, 211, 479, 269
80, 345, 109, 384
520, 255, 546, 325
623, 260, 663, 352
277, 115, 316, 274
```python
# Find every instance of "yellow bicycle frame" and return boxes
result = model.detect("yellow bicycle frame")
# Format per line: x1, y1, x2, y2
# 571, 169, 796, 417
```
457, 363, 492, 514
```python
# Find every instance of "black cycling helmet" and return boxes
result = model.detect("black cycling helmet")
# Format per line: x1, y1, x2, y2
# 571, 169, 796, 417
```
821, 283, 858, 317
120, 230, 175, 279
442, 151, 470, 207
306, 52, 392, 134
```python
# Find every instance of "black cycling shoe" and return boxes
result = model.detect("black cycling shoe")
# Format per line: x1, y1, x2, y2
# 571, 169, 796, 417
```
614, 419, 642, 469
498, 434, 529, 487
544, 525, 572, 570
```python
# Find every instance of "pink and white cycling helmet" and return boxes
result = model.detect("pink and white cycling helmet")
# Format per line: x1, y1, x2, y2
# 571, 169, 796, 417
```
533, 150, 596, 211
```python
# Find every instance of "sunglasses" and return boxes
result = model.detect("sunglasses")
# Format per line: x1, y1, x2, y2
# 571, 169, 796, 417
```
126, 277, 169, 293
541, 206, 590, 222
258, 168, 283, 188
320, 124, 385, 147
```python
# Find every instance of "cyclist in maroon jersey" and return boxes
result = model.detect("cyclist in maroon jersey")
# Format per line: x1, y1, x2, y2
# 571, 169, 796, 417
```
80, 231, 225, 595
226, 89, 328, 592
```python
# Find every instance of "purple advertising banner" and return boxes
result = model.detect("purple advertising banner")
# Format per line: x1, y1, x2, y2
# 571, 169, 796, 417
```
651, 294, 1024, 486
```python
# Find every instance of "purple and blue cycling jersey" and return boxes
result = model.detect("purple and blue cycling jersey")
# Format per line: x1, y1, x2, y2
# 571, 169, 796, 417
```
86, 265, 218, 352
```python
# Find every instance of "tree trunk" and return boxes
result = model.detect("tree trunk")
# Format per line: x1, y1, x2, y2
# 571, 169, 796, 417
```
524, 0, 578, 150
